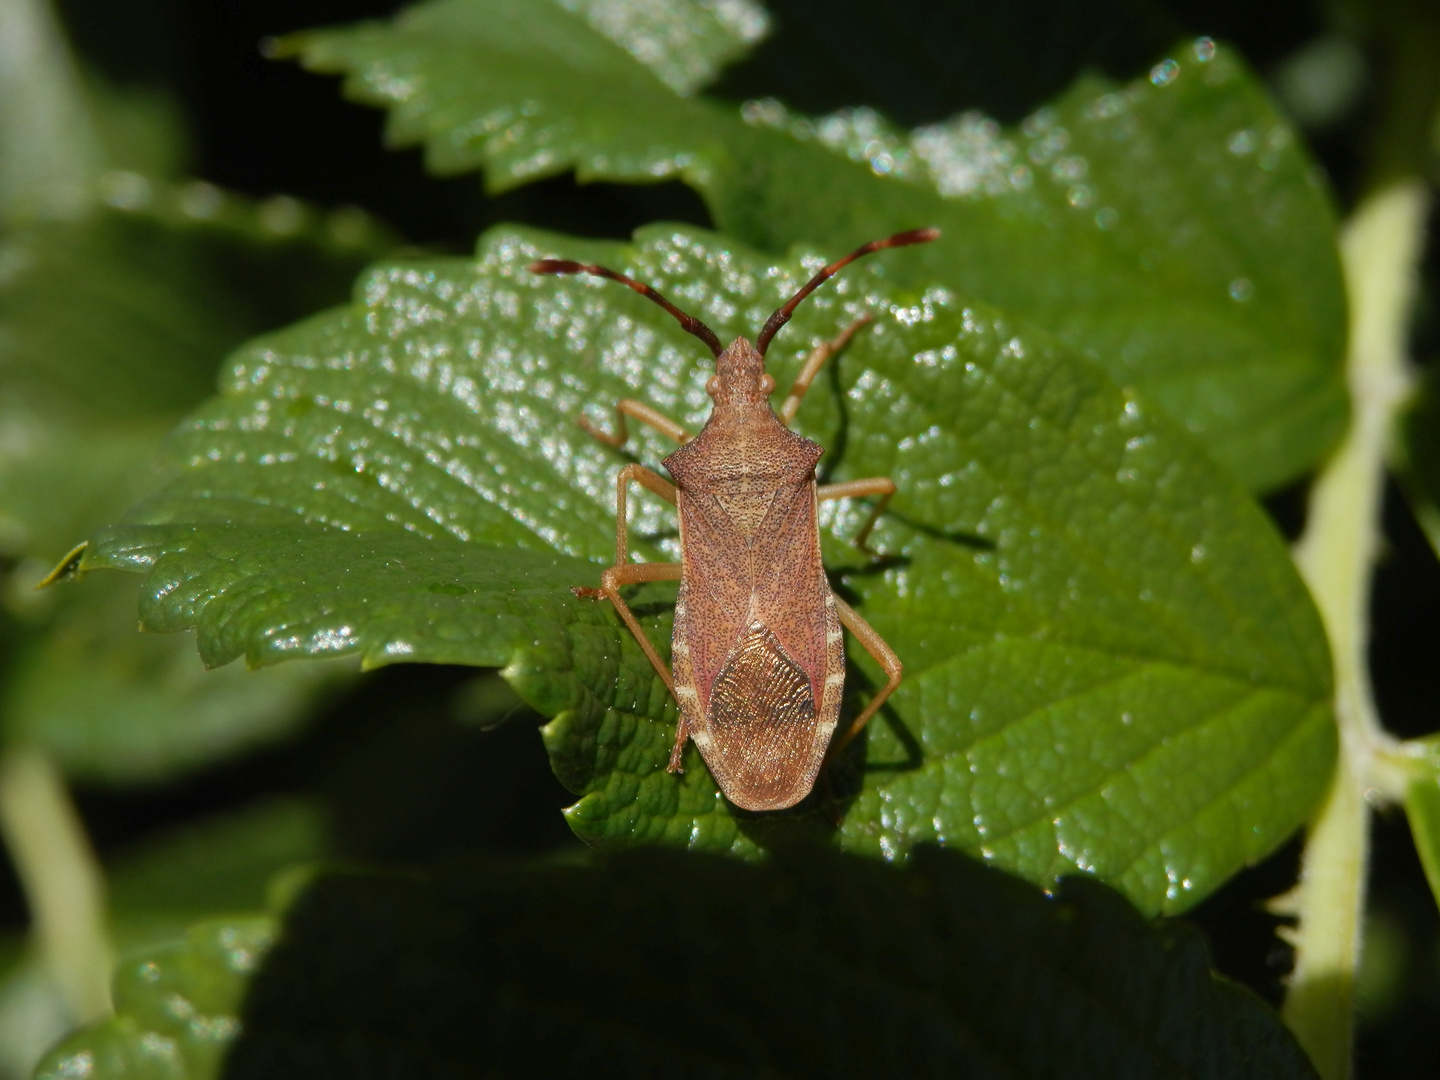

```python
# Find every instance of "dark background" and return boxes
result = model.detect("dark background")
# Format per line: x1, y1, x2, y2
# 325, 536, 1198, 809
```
7, 0, 1440, 1074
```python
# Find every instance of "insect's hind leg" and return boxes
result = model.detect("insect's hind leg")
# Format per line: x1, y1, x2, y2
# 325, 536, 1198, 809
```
573, 560, 688, 770
579, 398, 692, 449
817, 476, 895, 552
826, 595, 902, 758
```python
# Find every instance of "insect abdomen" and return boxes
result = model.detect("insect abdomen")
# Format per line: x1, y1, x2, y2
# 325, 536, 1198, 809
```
702, 620, 822, 811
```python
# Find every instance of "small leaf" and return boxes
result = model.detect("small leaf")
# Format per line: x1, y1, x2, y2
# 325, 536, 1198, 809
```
294, 0, 1346, 490
1401, 737, 1440, 913
37, 849, 1320, 1080
1395, 366, 1440, 559
85, 226, 1334, 913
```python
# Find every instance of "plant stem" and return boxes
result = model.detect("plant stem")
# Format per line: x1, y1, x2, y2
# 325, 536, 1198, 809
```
0, 0, 103, 224
0, 746, 113, 1025
1285, 180, 1430, 1080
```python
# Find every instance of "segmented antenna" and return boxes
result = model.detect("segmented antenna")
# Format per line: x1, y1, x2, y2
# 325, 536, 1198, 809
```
754, 228, 941, 356
528, 258, 723, 359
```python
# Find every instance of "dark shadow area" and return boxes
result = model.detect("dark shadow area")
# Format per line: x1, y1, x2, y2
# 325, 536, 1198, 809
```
711, 0, 1185, 126
217, 845, 1316, 1079
1356, 809, 1440, 1078
1369, 479, 1440, 742
888, 513, 997, 552
73, 664, 578, 868
1183, 836, 1301, 1007
826, 554, 911, 592
57, 0, 715, 250
846, 680, 925, 777
1261, 475, 1311, 544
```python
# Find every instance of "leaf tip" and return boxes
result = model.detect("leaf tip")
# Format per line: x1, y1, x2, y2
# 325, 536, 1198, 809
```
36, 543, 89, 589
261, 32, 308, 63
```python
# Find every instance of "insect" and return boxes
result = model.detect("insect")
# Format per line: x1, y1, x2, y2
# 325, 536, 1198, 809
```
530, 229, 939, 810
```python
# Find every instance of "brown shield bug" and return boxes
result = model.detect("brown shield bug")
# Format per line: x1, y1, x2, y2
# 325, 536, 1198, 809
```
530, 229, 938, 810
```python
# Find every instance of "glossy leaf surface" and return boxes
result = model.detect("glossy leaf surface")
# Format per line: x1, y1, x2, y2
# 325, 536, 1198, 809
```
293, 0, 1347, 490
36, 848, 1319, 1080
83, 226, 1334, 914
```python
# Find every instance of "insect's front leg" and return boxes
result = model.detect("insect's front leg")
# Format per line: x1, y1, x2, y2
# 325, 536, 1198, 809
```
778, 315, 872, 426
817, 476, 896, 552
578, 398, 692, 448
603, 463, 676, 565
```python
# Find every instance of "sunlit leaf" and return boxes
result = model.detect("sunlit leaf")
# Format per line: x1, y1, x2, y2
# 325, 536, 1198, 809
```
82, 225, 1334, 914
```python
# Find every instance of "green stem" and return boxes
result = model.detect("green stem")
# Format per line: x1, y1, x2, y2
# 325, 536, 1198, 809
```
0, 0, 103, 225
0, 746, 113, 1025
1285, 181, 1430, 1079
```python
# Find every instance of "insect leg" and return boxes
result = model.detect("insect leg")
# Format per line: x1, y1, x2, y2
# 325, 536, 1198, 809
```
574, 560, 688, 773
817, 476, 895, 552
827, 596, 902, 755
575, 559, 683, 687
573, 465, 690, 768
602, 463, 676, 566
778, 315, 872, 426
579, 399, 692, 448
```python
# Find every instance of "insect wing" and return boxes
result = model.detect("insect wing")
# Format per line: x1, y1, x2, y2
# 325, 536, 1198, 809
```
674, 482, 842, 810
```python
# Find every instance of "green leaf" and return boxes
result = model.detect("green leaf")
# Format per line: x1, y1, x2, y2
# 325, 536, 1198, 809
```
0, 189, 391, 560
35, 848, 1320, 1080
83, 76, 190, 183
553, 0, 771, 96
293, 0, 1346, 491
105, 797, 330, 949
1401, 737, 1440, 913
34, 917, 273, 1080
1395, 366, 1440, 559
84, 225, 1333, 913
0, 189, 391, 432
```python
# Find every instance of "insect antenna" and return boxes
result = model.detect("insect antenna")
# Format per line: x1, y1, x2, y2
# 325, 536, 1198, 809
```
529, 258, 723, 359
754, 227, 941, 356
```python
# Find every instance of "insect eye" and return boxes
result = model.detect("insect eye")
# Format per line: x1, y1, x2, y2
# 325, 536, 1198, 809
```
706, 375, 722, 396
759, 374, 775, 395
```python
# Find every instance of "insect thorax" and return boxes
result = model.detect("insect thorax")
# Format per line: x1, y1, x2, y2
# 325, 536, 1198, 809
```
664, 412, 821, 492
